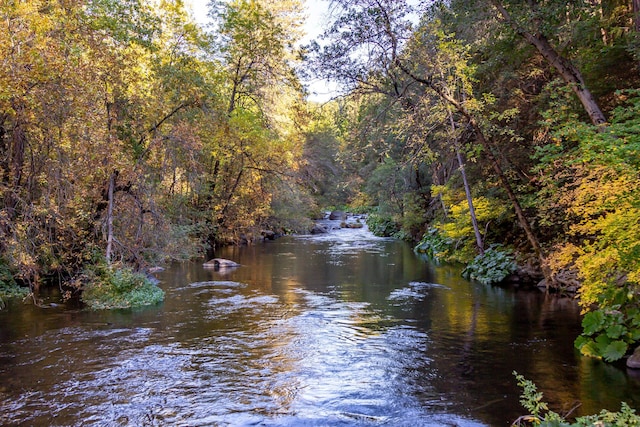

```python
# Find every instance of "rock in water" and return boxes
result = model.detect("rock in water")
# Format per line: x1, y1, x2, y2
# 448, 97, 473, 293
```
310, 224, 329, 234
203, 258, 240, 269
627, 346, 640, 369
329, 210, 347, 220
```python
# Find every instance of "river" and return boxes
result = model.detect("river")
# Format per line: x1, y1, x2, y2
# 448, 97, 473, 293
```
1, 221, 639, 426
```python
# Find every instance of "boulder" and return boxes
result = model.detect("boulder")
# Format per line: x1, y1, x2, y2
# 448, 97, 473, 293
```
203, 258, 241, 269
329, 211, 347, 221
262, 230, 277, 240
310, 224, 329, 234
627, 346, 640, 369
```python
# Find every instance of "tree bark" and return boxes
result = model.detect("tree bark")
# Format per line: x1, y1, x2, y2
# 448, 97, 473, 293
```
449, 111, 484, 255
105, 171, 115, 265
634, 0, 640, 32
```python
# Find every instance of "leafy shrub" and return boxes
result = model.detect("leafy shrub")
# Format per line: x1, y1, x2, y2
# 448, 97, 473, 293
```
537, 90, 640, 363
462, 245, 516, 285
366, 212, 401, 237
0, 258, 29, 309
514, 371, 640, 426
414, 228, 454, 262
573, 292, 640, 362
81, 263, 164, 310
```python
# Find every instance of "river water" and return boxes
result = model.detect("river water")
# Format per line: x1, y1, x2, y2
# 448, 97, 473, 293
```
1, 222, 639, 426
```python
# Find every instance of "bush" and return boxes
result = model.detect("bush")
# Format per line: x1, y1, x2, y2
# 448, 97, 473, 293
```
573, 295, 640, 362
81, 263, 164, 310
462, 245, 517, 285
414, 228, 454, 262
0, 258, 29, 309
366, 212, 401, 237
513, 371, 640, 426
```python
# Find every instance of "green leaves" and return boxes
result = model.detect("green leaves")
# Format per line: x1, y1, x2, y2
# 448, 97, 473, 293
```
581, 310, 606, 335
602, 341, 628, 363
514, 372, 640, 426
81, 264, 164, 310
575, 306, 637, 362
461, 245, 517, 285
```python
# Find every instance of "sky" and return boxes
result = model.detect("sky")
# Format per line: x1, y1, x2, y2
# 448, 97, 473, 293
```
184, 0, 337, 102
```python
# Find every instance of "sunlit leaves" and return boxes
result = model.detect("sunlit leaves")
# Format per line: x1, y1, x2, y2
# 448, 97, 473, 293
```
537, 90, 640, 361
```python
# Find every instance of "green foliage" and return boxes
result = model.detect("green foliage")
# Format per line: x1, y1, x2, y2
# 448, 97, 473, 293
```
536, 90, 640, 362
366, 211, 401, 238
81, 264, 164, 310
462, 245, 517, 285
514, 372, 553, 421
514, 372, 640, 426
574, 295, 640, 362
0, 0, 313, 290
424, 185, 514, 264
0, 259, 29, 309
414, 228, 454, 263
0, 257, 16, 288
362, 158, 431, 242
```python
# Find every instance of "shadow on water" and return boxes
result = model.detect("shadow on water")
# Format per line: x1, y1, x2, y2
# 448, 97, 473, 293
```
1, 221, 640, 426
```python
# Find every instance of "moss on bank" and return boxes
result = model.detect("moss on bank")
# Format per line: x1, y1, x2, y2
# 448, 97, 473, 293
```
81, 264, 164, 310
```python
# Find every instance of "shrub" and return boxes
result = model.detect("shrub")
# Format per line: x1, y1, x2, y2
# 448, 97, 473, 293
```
462, 245, 517, 285
0, 258, 29, 309
81, 263, 164, 310
366, 212, 401, 237
573, 295, 640, 362
514, 371, 640, 426
414, 228, 454, 262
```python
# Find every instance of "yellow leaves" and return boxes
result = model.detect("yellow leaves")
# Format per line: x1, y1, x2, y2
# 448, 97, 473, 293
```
545, 152, 640, 309
562, 165, 635, 223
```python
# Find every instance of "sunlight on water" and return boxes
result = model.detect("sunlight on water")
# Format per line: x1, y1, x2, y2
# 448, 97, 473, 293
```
0, 222, 633, 426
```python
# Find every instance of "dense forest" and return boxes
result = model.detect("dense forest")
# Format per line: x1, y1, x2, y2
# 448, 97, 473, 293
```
1, 0, 640, 363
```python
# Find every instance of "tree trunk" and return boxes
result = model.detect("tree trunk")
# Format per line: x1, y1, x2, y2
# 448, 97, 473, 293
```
105, 171, 115, 265
634, 0, 640, 32
491, 0, 608, 128
456, 146, 484, 255
449, 111, 484, 255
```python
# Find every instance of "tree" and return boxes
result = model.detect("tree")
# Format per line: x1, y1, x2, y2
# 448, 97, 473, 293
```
203, 0, 308, 243
489, 0, 608, 127
313, 0, 548, 276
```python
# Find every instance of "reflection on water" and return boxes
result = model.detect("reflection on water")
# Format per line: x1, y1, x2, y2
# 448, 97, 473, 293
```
1, 222, 640, 426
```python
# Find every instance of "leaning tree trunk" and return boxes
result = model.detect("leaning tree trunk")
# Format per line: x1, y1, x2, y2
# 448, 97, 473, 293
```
634, 0, 640, 32
491, 0, 607, 128
449, 111, 484, 255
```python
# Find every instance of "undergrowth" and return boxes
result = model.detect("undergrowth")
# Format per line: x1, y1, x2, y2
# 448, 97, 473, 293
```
462, 245, 517, 285
513, 372, 640, 426
0, 258, 29, 309
81, 263, 164, 310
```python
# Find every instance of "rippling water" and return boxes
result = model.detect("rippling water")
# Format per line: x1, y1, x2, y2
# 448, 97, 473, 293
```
1, 221, 639, 426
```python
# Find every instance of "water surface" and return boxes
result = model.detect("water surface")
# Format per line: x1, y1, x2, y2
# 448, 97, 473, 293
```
1, 223, 639, 426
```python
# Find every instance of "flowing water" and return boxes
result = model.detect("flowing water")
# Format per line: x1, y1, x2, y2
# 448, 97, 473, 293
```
1, 222, 639, 426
